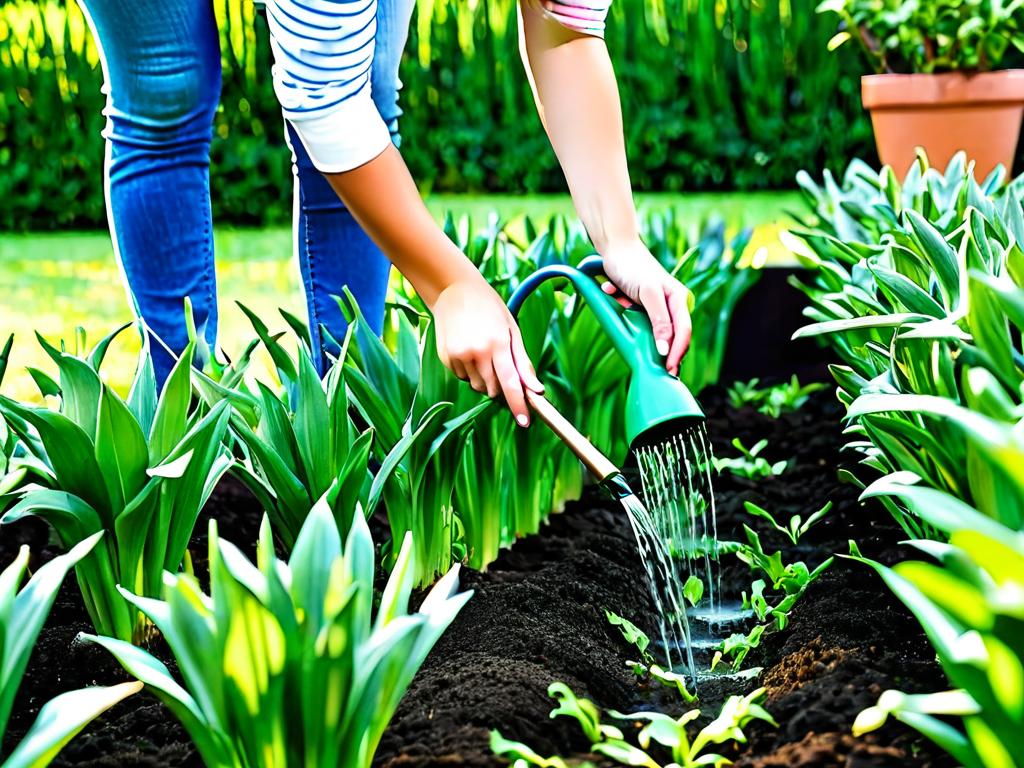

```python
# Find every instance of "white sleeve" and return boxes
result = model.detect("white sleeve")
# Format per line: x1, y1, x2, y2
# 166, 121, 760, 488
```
265, 0, 391, 172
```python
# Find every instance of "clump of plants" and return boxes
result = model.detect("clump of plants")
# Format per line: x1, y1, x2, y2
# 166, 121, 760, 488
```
85, 493, 472, 768
491, 683, 776, 768
712, 510, 835, 672
849, 480, 1024, 768
818, 0, 1024, 73
727, 376, 829, 419
194, 305, 418, 551
1, 535, 141, 767
0, 331, 231, 642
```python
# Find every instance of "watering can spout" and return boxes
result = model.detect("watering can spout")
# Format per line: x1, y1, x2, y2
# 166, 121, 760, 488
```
507, 256, 705, 451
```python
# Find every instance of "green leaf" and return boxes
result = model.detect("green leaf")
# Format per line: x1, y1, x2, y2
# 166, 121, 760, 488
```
1, 682, 142, 768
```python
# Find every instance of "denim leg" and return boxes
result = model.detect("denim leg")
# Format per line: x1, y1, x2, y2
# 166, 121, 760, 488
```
290, 0, 417, 372
76, 0, 221, 384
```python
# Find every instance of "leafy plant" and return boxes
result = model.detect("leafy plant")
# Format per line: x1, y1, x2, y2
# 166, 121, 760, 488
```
789, 152, 1024, 535
0, 330, 231, 641
848, 478, 1024, 768
791, 152, 1024, 765
84, 492, 472, 768
727, 376, 829, 419
342, 301, 488, 586
492, 684, 776, 768
736, 526, 834, 600
743, 500, 832, 546
0, 535, 141, 768
712, 438, 788, 480
819, 0, 1024, 74
196, 306, 417, 550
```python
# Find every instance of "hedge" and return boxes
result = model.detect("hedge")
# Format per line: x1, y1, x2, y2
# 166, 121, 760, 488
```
1, 0, 877, 230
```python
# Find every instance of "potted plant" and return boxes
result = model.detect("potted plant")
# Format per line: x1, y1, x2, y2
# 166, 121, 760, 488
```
818, 0, 1024, 178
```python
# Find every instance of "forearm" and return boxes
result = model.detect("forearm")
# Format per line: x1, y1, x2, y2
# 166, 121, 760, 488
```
519, 7, 639, 252
321, 145, 482, 309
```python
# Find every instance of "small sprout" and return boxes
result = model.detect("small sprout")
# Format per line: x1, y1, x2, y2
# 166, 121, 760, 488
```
548, 683, 623, 743
713, 625, 766, 672
743, 500, 833, 546
728, 375, 829, 418
497, 683, 775, 768
605, 610, 654, 665
712, 438, 789, 480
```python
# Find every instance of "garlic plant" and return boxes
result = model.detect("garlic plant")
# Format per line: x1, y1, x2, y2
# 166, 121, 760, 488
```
0, 535, 141, 768
0, 332, 231, 641
84, 493, 472, 768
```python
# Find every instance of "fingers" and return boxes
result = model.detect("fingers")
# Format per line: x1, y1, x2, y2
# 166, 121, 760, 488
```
492, 343, 530, 426
639, 283, 674, 360
601, 279, 634, 308
462, 358, 490, 396
665, 286, 693, 376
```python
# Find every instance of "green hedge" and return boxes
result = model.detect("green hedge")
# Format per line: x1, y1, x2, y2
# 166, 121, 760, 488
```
1, 0, 877, 230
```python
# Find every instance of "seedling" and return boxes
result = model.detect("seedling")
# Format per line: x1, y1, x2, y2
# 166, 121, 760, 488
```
736, 526, 834, 597
626, 661, 698, 704
711, 625, 766, 672
606, 610, 654, 665
489, 732, 590, 768
493, 684, 776, 768
712, 438, 788, 480
728, 375, 828, 418
743, 500, 832, 546
605, 611, 697, 702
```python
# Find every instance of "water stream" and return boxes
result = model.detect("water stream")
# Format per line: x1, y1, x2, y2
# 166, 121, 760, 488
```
617, 422, 724, 684
618, 492, 696, 678
636, 423, 720, 613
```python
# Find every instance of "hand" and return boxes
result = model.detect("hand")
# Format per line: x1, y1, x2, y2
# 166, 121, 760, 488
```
431, 276, 545, 426
599, 239, 693, 377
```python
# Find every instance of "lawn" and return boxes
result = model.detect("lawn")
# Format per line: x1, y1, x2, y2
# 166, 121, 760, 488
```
0, 191, 798, 400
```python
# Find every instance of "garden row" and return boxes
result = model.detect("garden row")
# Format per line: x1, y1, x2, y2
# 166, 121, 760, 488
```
0, 210, 758, 766
787, 152, 1024, 768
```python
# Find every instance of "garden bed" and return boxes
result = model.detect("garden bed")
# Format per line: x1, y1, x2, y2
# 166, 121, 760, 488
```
1, 385, 955, 768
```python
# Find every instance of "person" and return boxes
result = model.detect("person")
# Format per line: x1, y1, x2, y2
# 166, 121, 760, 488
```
77, 0, 692, 428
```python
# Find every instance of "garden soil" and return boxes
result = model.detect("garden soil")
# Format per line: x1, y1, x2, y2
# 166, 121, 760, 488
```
0, 385, 957, 768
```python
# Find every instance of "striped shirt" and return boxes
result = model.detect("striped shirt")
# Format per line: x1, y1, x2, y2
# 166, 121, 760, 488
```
265, 0, 611, 173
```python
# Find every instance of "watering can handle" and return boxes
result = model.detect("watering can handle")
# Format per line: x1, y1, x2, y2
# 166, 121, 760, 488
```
576, 255, 606, 278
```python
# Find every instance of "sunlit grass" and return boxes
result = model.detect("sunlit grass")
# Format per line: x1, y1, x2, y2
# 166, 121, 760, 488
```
1, 192, 799, 401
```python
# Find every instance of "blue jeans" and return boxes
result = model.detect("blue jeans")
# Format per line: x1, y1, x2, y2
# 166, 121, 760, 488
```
76, 0, 414, 382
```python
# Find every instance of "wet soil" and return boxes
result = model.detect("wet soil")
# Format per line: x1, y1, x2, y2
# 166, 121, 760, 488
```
0, 384, 956, 768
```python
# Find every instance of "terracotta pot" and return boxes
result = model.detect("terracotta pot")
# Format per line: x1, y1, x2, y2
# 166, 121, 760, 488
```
861, 70, 1024, 178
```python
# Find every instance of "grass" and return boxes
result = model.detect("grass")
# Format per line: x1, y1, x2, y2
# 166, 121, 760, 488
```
0, 192, 799, 400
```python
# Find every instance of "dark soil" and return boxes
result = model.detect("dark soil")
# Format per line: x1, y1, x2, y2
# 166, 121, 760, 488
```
0, 384, 956, 768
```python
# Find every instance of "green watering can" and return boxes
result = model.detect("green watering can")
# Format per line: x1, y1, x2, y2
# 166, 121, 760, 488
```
507, 256, 705, 480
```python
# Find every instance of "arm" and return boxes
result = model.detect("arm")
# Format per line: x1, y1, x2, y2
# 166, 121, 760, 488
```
265, 0, 542, 424
321, 147, 543, 426
518, 3, 692, 375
